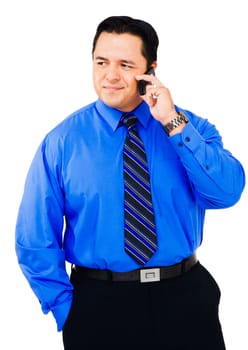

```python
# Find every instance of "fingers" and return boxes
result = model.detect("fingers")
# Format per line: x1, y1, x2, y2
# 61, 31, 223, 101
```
148, 83, 163, 100
151, 84, 159, 99
136, 74, 169, 106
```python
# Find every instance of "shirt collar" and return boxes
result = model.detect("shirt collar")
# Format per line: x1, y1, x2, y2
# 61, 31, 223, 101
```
95, 99, 152, 132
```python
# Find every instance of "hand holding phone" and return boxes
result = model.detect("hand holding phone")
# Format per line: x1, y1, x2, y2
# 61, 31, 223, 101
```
137, 67, 155, 95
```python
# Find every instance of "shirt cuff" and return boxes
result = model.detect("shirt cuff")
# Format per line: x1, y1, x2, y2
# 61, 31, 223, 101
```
51, 296, 73, 332
169, 121, 204, 155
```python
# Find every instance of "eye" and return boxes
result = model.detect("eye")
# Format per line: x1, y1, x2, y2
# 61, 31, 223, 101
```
121, 63, 134, 70
96, 61, 106, 66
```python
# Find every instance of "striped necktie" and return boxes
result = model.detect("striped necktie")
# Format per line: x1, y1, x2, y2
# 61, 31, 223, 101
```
121, 113, 157, 265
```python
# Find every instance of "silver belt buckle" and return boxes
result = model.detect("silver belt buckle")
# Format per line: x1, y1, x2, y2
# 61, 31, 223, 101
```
140, 268, 160, 283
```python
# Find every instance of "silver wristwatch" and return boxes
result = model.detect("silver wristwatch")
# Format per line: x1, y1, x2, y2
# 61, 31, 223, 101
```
163, 111, 188, 135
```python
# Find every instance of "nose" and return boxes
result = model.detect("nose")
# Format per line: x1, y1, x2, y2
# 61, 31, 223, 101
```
105, 65, 120, 81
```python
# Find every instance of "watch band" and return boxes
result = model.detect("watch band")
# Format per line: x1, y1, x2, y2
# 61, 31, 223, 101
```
163, 111, 188, 135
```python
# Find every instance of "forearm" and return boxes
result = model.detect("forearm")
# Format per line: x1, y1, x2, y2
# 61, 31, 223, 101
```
169, 122, 245, 208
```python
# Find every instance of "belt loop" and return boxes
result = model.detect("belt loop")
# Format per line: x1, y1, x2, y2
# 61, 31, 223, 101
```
107, 270, 113, 281
181, 258, 186, 274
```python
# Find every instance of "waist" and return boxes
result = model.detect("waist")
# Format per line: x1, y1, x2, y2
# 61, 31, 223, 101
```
72, 254, 198, 283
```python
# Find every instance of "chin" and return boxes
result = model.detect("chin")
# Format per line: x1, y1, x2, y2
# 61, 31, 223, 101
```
101, 95, 122, 108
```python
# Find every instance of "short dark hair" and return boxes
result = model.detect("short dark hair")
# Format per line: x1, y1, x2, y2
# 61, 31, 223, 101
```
92, 16, 159, 68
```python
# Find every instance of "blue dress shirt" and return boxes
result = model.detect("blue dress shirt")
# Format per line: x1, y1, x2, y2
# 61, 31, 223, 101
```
15, 99, 245, 331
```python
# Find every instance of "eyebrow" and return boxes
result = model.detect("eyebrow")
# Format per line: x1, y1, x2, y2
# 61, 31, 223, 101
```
94, 56, 107, 61
94, 56, 136, 66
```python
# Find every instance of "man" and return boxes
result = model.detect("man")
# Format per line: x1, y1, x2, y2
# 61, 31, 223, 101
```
15, 16, 245, 349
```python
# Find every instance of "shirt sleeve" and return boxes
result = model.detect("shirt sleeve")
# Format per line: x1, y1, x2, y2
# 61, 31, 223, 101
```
169, 109, 246, 209
15, 136, 73, 332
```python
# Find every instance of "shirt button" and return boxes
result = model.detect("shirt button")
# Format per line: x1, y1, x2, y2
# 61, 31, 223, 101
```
205, 165, 209, 170
178, 142, 183, 147
185, 136, 190, 142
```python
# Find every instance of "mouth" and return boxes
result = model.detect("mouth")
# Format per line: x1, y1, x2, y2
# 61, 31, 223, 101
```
103, 85, 123, 93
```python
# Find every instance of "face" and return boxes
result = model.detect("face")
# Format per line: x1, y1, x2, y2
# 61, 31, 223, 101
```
93, 32, 148, 112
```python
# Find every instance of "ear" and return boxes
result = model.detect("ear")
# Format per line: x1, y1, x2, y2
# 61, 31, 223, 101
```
151, 61, 157, 69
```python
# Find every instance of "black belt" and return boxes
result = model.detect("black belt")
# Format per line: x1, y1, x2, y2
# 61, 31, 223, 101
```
72, 254, 198, 283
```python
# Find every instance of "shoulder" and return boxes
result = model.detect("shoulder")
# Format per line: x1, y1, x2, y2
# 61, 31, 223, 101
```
45, 102, 97, 140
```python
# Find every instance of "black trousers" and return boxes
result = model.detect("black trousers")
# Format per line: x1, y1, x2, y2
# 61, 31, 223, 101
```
62, 262, 226, 349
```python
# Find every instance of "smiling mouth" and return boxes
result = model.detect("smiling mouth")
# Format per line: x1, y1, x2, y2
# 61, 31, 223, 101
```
104, 85, 123, 92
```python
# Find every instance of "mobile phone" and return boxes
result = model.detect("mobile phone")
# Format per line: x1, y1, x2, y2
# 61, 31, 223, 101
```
137, 67, 155, 95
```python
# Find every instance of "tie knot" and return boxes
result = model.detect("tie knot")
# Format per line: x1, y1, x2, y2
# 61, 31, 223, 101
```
120, 114, 137, 131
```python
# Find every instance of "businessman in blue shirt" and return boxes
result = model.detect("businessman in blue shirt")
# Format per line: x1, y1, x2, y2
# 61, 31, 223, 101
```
15, 16, 245, 349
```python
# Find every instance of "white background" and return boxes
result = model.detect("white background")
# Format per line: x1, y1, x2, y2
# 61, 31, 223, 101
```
0, 0, 247, 349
